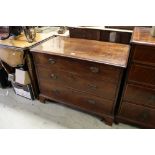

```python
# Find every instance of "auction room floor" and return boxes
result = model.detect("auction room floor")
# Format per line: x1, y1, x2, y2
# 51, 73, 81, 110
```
0, 88, 136, 129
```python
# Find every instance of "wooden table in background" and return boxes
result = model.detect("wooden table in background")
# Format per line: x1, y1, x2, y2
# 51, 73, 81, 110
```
0, 32, 55, 98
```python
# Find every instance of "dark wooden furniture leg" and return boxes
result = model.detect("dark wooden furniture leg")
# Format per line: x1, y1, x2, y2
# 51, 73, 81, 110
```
101, 116, 113, 126
25, 51, 39, 98
39, 95, 46, 103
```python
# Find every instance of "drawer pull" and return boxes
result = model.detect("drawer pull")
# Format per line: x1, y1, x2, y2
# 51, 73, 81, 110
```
87, 99, 96, 105
88, 84, 97, 90
52, 89, 60, 95
50, 74, 57, 80
90, 66, 99, 73
48, 58, 56, 64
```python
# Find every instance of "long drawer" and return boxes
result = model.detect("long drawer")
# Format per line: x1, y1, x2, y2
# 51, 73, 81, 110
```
33, 53, 121, 83
128, 63, 155, 87
123, 84, 155, 108
39, 81, 114, 115
119, 101, 155, 127
133, 45, 155, 66
36, 66, 118, 100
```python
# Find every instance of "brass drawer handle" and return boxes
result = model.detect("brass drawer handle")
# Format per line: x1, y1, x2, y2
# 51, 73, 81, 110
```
48, 58, 56, 64
90, 66, 99, 73
87, 99, 96, 105
50, 74, 57, 80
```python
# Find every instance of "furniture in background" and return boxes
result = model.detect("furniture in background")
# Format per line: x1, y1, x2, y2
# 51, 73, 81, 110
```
0, 32, 55, 97
68, 26, 133, 44
31, 36, 130, 125
116, 27, 155, 128
105, 26, 135, 30
1, 26, 154, 128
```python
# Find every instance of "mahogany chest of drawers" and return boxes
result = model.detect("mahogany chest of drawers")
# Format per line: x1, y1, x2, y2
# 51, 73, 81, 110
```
30, 36, 129, 125
116, 27, 155, 128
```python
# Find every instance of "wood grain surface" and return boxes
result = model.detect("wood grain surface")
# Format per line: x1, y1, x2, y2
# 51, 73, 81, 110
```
31, 36, 130, 68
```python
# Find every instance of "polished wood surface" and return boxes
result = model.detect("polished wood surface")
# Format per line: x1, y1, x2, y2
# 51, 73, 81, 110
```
69, 27, 132, 44
33, 53, 121, 83
119, 102, 155, 128
131, 27, 155, 46
124, 84, 155, 108
105, 26, 135, 30
133, 45, 155, 66
31, 36, 128, 125
69, 28, 100, 40
39, 82, 114, 115
35, 65, 118, 100
100, 30, 132, 44
0, 32, 54, 50
69, 26, 133, 33
31, 36, 130, 68
128, 63, 155, 87
117, 27, 155, 128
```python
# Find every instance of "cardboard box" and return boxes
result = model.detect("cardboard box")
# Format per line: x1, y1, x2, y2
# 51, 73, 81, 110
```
12, 82, 35, 100
15, 69, 31, 85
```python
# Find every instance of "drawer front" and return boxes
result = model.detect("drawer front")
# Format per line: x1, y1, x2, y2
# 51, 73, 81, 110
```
133, 45, 155, 66
33, 53, 121, 83
123, 84, 155, 108
39, 81, 114, 115
128, 64, 155, 87
119, 102, 155, 127
36, 66, 118, 100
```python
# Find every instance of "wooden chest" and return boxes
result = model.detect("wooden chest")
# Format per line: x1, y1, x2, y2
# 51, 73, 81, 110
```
30, 36, 129, 125
116, 27, 155, 128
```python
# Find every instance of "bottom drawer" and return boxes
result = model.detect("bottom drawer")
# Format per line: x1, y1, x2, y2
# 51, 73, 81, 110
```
40, 83, 114, 115
119, 102, 155, 127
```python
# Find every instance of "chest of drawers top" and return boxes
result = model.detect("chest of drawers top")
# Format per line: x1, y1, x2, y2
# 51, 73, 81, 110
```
30, 36, 129, 68
131, 27, 155, 46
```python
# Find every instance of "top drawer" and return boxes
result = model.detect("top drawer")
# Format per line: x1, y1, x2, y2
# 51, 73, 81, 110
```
32, 53, 121, 83
133, 45, 155, 66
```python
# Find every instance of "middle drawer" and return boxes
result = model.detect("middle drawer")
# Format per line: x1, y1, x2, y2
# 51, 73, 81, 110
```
36, 66, 118, 100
